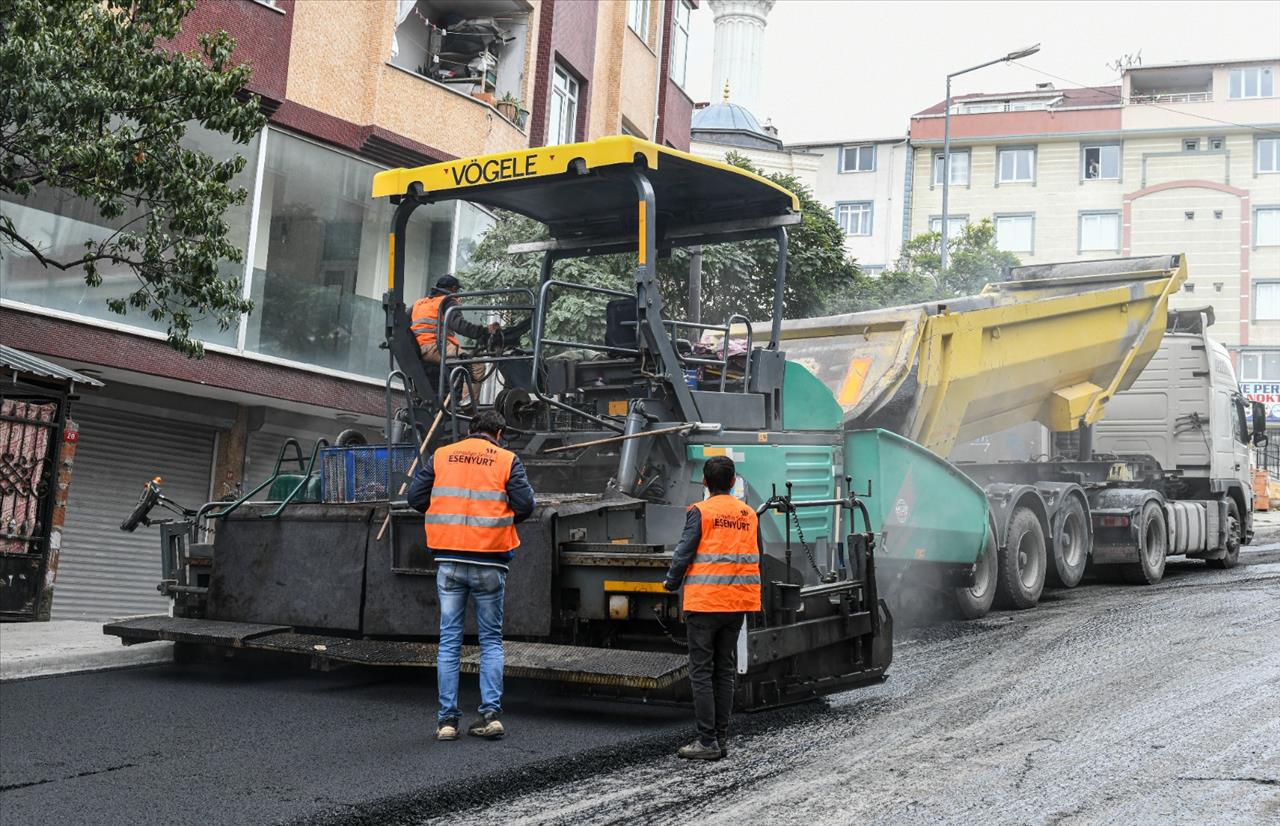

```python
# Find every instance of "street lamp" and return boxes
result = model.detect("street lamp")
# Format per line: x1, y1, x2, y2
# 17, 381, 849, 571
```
939, 44, 1041, 272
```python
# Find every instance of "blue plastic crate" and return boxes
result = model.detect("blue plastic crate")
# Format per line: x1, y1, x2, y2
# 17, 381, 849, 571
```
320, 445, 418, 503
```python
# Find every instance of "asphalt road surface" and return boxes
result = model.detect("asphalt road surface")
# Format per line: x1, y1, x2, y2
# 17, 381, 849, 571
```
3, 547, 1278, 826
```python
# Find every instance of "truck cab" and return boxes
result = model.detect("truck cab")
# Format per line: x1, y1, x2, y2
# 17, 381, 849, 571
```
1093, 307, 1260, 545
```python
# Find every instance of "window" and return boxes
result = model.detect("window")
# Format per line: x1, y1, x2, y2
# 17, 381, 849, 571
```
841, 145, 876, 173
1209, 136, 1225, 150
1259, 138, 1280, 173
669, 1, 691, 88
932, 151, 969, 185
548, 64, 579, 145
1079, 211, 1121, 252
1256, 283, 1280, 321
995, 214, 1034, 253
244, 130, 456, 377
1229, 66, 1274, 99
0, 125, 258, 348
628, 0, 650, 40
929, 215, 968, 236
836, 202, 873, 236
1258, 207, 1280, 246
862, 265, 886, 277
1082, 144, 1120, 180
1239, 352, 1280, 380
1183, 138, 1200, 152
998, 147, 1034, 182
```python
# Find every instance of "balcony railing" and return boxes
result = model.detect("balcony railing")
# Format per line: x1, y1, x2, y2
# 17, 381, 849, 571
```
1129, 91, 1212, 104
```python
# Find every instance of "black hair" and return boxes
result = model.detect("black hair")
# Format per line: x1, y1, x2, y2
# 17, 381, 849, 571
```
703, 455, 736, 493
470, 410, 506, 437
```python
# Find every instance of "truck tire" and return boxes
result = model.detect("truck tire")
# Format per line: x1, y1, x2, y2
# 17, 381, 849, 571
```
1047, 496, 1089, 589
955, 525, 997, 619
1121, 501, 1167, 585
1207, 499, 1241, 570
996, 506, 1046, 610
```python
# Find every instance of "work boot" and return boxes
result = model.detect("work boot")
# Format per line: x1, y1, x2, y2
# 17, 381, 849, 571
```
467, 711, 505, 740
677, 739, 722, 761
436, 718, 459, 741
718, 739, 729, 759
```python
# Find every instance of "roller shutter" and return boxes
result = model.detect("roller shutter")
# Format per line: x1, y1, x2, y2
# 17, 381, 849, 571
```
52, 404, 215, 620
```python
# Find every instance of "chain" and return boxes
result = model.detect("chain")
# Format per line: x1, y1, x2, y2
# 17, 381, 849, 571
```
789, 504, 831, 581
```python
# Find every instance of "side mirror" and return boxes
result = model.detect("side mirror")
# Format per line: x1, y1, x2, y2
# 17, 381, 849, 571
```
1252, 401, 1269, 445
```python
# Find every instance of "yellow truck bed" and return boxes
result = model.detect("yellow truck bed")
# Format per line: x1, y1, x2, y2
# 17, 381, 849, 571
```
756, 255, 1187, 456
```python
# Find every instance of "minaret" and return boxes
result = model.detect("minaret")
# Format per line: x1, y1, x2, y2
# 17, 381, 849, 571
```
708, 0, 775, 117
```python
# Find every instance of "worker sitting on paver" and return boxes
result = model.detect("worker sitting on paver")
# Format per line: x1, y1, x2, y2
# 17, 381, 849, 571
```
411, 274, 500, 401
407, 410, 537, 742
663, 455, 763, 760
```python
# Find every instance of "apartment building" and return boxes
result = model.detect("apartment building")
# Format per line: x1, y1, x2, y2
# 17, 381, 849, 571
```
0, 0, 691, 619
907, 57, 1280, 386
789, 137, 911, 273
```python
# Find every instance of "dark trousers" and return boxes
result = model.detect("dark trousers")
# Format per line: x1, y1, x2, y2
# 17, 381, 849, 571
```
685, 611, 746, 746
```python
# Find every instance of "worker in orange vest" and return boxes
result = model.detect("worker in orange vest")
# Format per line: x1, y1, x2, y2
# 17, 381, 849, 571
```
663, 455, 763, 760
411, 274, 499, 396
406, 410, 536, 742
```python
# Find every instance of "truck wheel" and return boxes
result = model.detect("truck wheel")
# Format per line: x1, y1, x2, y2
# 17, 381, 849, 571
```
1047, 496, 1089, 589
996, 506, 1046, 610
1121, 502, 1167, 585
955, 525, 997, 619
1207, 499, 1241, 570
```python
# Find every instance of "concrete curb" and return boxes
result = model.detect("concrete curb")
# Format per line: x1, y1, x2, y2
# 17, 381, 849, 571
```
0, 620, 173, 683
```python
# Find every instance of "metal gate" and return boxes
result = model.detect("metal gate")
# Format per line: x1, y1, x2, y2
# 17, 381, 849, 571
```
0, 394, 67, 619
52, 404, 215, 620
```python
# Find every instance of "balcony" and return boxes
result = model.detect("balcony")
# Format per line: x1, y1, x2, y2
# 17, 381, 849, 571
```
1129, 91, 1212, 105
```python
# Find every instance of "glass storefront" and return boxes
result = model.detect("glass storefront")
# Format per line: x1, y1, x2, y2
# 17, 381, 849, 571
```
3, 126, 490, 381
0, 127, 258, 348
241, 130, 454, 377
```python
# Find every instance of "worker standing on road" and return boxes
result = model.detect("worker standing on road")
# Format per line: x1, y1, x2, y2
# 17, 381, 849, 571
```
411, 274, 500, 398
663, 456, 762, 760
407, 410, 536, 742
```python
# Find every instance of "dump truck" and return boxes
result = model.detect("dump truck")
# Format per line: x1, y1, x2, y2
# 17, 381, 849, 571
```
768, 265, 1265, 617
105, 138, 1243, 708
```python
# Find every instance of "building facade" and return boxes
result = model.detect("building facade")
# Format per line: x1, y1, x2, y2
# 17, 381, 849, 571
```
790, 137, 911, 273
907, 57, 1280, 378
0, 0, 692, 619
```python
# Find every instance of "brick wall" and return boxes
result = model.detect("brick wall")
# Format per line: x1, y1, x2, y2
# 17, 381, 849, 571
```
168, 0, 295, 108
530, 0, 598, 145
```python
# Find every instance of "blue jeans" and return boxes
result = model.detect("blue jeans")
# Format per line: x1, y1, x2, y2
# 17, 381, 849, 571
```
436, 561, 506, 723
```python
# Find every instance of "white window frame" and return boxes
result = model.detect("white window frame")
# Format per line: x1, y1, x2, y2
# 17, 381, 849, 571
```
627, 0, 650, 42
840, 145, 876, 173
1229, 66, 1275, 99
932, 150, 969, 186
1258, 138, 1280, 174
1078, 210, 1121, 253
1256, 206, 1280, 248
836, 201, 873, 236
548, 63, 579, 146
994, 213, 1035, 254
929, 215, 968, 236
1081, 143, 1120, 181
669, 1, 692, 89
997, 147, 1035, 183
1255, 282, 1280, 321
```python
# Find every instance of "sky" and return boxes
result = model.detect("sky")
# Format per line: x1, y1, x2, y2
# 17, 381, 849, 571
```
684, 0, 1280, 143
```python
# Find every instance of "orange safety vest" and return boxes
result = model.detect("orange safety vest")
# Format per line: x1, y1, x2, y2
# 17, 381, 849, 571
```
682, 494, 762, 613
424, 437, 519, 552
411, 295, 459, 349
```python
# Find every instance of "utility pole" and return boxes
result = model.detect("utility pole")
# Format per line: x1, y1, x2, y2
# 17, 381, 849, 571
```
940, 44, 1041, 272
